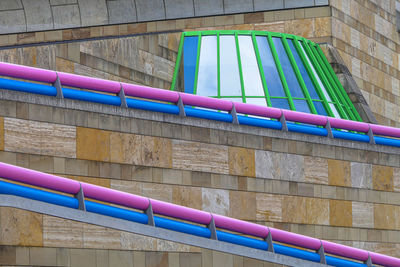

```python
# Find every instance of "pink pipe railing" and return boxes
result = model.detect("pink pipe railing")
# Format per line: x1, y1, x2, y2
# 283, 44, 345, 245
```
1, 162, 400, 266
3, 62, 400, 141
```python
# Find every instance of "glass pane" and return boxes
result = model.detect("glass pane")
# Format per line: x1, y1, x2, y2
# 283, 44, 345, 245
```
313, 101, 328, 116
271, 98, 290, 109
272, 37, 304, 98
246, 98, 266, 106
221, 97, 243, 103
293, 99, 311, 113
183, 36, 198, 94
220, 35, 242, 97
288, 39, 320, 99
238, 35, 265, 96
329, 103, 341, 118
197, 36, 218, 96
256, 36, 286, 97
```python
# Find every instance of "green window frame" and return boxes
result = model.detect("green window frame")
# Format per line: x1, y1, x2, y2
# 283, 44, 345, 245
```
171, 30, 362, 121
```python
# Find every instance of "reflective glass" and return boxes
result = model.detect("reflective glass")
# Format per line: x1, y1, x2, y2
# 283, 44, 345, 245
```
313, 101, 328, 116
220, 35, 242, 97
197, 36, 218, 96
272, 37, 304, 98
288, 39, 320, 99
246, 98, 266, 106
256, 36, 286, 97
270, 98, 290, 109
238, 35, 265, 96
221, 97, 243, 103
293, 99, 311, 113
183, 36, 198, 94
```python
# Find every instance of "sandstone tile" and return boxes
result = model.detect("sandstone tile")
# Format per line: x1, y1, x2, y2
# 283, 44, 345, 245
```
172, 186, 202, 210
213, 251, 234, 267
229, 147, 255, 177
202, 188, 229, 216
76, 127, 110, 162
372, 165, 394, 191
306, 198, 329, 225
83, 224, 121, 249
328, 159, 351, 187
255, 150, 274, 179
29, 247, 57, 266
57, 247, 70, 267
0, 117, 3, 151
134, 251, 146, 267
4, 118, 76, 158
15, 246, 29, 265
0, 246, 16, 265
304, 156, 328, 184
352, 202, 374, 228
156, 239, 191, 252
329, 200, 352, 227
143, 136, 172, 168
70, 249, 96, 267
146, 252, 168, 267
121, 232, 156, 250
142, 182, 173, 202
285, 19, 314, 38
282, 196, 307, 224
43, 215, 83, 248
111, 180, 143, 195
0, 207, 43, 246
229, 191, 256, 220
163, 169, 183, 185
29, 154, 54, 173
110, 132, 142, 164
276, 153, 304, 182
315, 17, 331, 37
172, 140, 229, 174
394, 168, 400, 192
256, 193, 282, 222
374, 204, 395, 230
351, 162, 372, 189
109, 250, 133, 266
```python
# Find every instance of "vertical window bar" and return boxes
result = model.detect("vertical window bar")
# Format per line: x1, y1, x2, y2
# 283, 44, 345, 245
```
235, 32, 246, 103
311, 44, 354, 120
217, 32, 221, 98
193, 32, 202, 94
171, 32, 185, 91
315, 45, 362, 122
252, 32, 272, 107
281, 36, 317, 114
267, 33, 295, 110
293, 37, 334, 117
302, 40, 348, 119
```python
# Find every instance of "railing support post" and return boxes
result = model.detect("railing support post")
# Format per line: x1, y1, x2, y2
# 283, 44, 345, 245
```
364, 253, 372, 267
74, 183, 86, 211
325, 120, 333, 138
230, 102, 239, 124
317, 242, 326, 264
265, 228, 274, 252
118, 84, 128, 108
279, 112, 288, 131
368, 127, 375, 144
177, 94, 186, 117
207, 215, 218, 240
145, 200, 155, 226
53, 74, 63, 99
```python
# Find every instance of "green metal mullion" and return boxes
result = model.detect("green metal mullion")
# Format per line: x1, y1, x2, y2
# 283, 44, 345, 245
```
217, 32, 221, 98
193, 33, 202, 95
252, 32, 272, 107
281, 36, 317, 114
170, 33, 185, 91
267, 33, 295, 110
293, 37, 335, 117
315, 45, 362, 122
302, 40, 347, 119
235, 33, 246, 103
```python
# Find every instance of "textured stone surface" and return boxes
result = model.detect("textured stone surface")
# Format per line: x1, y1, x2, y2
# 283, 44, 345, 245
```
0, 117, 3, 151
202, 188, 229, 215
282, 196, 307, 224
0, 10, 26, 34
304, 156, 328, 184
22, 0, 53, 32
4, 118, 76, 158
328, 159, 351, 187
372, 165, 393, 191
329, 200, 352, 227
110, 132, 142, 164
351, 162, 372, 189
142, 136, 172, 168
256, 193, 282, 222
52, 4, 81, 29
43, 216, 83, 248
228, 147, 255, 177
107, 0, 137, 24
255, 150, 274, 179
76, 127, 110, 162
352, 202, 374, 228
78, 0, 108, 27
306, 197, 329, 225
374, 204, 396, 230
229, 191, 256, 220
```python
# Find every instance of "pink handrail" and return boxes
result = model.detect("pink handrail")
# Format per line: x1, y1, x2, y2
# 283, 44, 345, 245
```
212, 214, 269, 238
179, 92, 233, 111
57, 72, 121, 94
122, 82, 180, 103
234, 102, 282, 119
321, 240, 369, 262
0, 62, 57, 83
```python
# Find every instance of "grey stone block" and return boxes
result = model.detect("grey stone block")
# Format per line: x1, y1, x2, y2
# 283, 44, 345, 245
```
193, 0, 223, 16
22, 0, 53, 32
0, 0, 22, 10
351, 162, 372, 189
109, 250, 133, 266
107, 0, 137, 24
78, 0, 108, 27
0, 10, 26, 34
50, 0, 78, 4
56, 248, 70, 267
165, 0, 194, 19
136, 0, 165, 21
254, 0, 283, 11
52, 4, 81, 29
70, 249, 96, 267
30, 247, 57, 266
284, 0, 314, 8
96, 250, 109, 267
255, 150, 274, 179
223, 0, 253, 14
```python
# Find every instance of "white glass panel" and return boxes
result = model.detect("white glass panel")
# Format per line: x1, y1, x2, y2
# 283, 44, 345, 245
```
196, 36, 218, 96
299, 42, 341, 118
245, 98, 266, 106
221, 97, 243, 103
220, 35, 242, 97
238, 35, 265, 96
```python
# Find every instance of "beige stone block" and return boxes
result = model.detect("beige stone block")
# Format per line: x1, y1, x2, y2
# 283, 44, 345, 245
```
202, 188, 229, 216
168, 252, 179, 267
134, 251, 145, 267
0, 117, 3, 151
329, 200, 352, 227
4, 118, 76, 158
172, 186, 202, 210
30, 247, 57, 266
56, 57, 74, 73
121, 232, 156, 250
304, 156, 328, 184
110, 132, 142, 164
146, 252, 168, 267
229, 191, 256, 220
143, 136, 172, 168
16, 246, 29, 265
374, 204, 395, 230
111, 180, 143, 195
172, 140, 229, 174
229, 146, 255, 177
83, 224, 121, 249
256, 193, 282, 222
372, 165, 394, 191
70, 249, 96, 267
213, 251, 234, 267
306, 198, 329, 225
76, 127, 110, 162
352, 202, 374, 228
315, 17, 331, 37
305, 6, 331, 18
284, 19, 314, 38
394, 168, 400, 192
282, 196, 307, 224
156, 239, 191, 252
43, 215, 83, 248
109, 250, 133, 266
0, 207, 43, 246
274, 9, 294, 20
142, 182, 173, 202
328, 159, 351, 187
